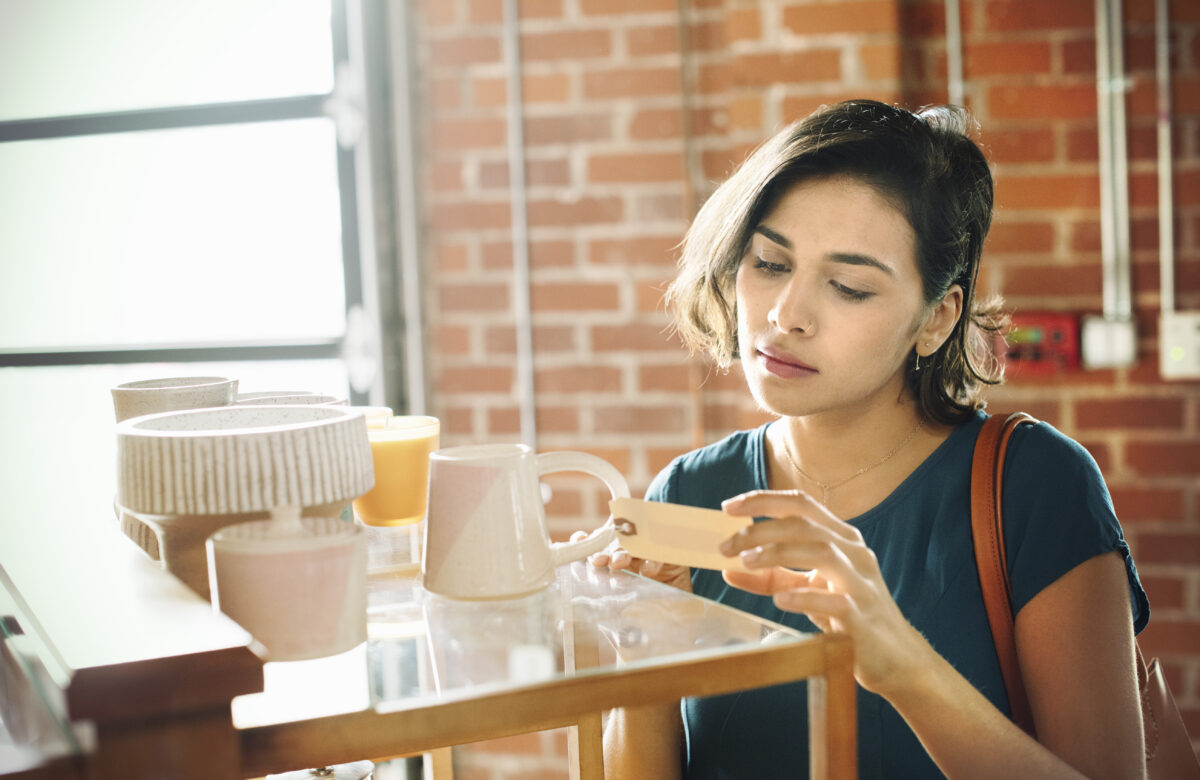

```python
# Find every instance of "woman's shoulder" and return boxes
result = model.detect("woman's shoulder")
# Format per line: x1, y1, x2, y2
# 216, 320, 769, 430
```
645, 424, 768, 507
1000, 413, 1104, 485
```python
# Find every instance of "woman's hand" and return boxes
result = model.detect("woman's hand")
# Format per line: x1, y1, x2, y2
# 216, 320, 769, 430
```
572, 531, 692, 593
718, 489, 935, 697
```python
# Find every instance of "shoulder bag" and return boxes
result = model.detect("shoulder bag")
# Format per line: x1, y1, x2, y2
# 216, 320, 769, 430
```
971, 412, 1200, 778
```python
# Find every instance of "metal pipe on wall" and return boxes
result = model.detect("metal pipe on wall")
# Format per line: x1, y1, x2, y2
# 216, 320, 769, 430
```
1095, 0, 1134, 322
1081, 0, 1138, 369
503, 0, 538, 448
944, 0, 964, 107
1156, 0, 1175, 315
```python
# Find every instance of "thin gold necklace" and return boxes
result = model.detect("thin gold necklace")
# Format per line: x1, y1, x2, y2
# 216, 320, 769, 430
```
781, 418, 923, 505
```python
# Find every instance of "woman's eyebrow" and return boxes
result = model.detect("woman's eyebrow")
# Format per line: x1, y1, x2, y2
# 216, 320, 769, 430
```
828, 252, 895, 276
754, 225, 791, 249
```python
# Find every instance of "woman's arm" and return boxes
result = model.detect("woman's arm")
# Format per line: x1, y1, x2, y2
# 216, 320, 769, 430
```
603, 703, 684, 780
720, 491, 1145, 780
883, 552, 1144, 780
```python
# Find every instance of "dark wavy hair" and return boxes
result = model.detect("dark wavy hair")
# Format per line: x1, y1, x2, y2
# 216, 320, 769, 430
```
666, 99, 1006, 425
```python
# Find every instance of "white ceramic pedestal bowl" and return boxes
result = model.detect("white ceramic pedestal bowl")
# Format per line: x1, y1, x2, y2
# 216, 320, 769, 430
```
115, 405, 374, 598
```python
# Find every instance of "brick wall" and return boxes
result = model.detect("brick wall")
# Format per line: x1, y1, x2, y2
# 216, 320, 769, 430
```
410, 0, 1200, 774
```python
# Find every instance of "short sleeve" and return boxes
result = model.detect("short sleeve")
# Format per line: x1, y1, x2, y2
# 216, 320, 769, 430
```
1000, 421, 1149, 634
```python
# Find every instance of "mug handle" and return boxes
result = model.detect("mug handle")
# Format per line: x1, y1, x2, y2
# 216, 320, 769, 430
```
537, 451, 629, 567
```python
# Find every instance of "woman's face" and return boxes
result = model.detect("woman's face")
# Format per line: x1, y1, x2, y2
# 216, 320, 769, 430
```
735, 175, 938, 419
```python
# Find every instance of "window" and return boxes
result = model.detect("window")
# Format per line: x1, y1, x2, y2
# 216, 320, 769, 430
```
0, 0, 399, 530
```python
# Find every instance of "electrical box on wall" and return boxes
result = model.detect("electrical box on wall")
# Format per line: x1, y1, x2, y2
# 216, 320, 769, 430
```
1003, 312, 1080, 375
1160, 311, 1200, 380
1080, 314, 1138, 370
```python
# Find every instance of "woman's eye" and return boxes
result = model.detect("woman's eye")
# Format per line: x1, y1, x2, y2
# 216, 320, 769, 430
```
831, 281, 872, 301
753, 257, 789, 275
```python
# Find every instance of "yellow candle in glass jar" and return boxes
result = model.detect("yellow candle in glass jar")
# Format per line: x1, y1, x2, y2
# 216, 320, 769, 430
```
353, 415, 439, 527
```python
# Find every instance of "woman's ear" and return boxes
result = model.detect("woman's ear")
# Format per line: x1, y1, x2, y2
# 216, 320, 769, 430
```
919, 284, 963, 354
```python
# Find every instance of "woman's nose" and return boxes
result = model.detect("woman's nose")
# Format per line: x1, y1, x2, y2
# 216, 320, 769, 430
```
767, 283, 815, 334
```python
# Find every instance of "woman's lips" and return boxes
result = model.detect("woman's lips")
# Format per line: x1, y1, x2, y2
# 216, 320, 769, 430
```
757, 347, 817, 379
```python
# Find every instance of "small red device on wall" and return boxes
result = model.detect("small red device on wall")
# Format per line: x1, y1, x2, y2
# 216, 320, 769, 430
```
1002, 312, 1080, 375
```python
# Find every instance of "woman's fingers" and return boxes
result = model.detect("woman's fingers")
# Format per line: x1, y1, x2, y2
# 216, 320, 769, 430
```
722, 566, 810, 594
723, 490, 859, 542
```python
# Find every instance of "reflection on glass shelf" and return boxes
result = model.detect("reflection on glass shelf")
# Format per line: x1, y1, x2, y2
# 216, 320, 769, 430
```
230, 565, 811, 730
0, 0, 333, 121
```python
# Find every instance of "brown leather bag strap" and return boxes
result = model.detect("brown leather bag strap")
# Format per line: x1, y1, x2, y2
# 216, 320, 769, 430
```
970, 412, 1038, 735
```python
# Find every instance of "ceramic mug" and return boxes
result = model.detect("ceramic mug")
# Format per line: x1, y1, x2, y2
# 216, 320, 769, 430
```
422, 444, 628, 600
111, 376, 238, 422
207, 514, 367, 661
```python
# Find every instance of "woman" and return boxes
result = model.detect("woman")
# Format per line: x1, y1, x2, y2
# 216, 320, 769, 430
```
595, 100, 1149, 779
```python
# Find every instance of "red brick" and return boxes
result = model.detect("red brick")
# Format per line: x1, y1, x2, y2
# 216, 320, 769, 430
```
983, 0, 1093, 31
438, 365, 513, 393
725, 8, 761, 42
688, 19, 725, 53
1061, 38, 1095, 75
1138, 617, 1200, 656
995, 173, 1101, 210
639, 363, 692, 392
579, 0, 674, 13
587, 152, 684, 183
478, 157, 571, 189
522, 29, 611, 61
486, 406, 579, 434
472, 72, 571, 108
439, 406, 475, 437
1108, 486, 1186, 523
419, 0, 457, 27
431, 117, 508, 151
429, 35, 502, 68
520, 0, 564, 18
524, 114, 613, 145
588, 234, 680, 266
860, 43, 902, 81
1075, 397, 1186, 430
627, 25, 678, 57
1138, 574, 1186, 610
647, 446, 689, 476
966, 42, 1053, 77
438, 282, 510, 311
484, 324, 576, 353
728, 94, 764, 130
591, 323, 679, 351
435, 325, 471, 355
1124, 441, 1200, 477
636, 277, 671, 313
432, 77, 461, 111
435, 242, 470, 272
481, 239, 576, 270
1000, 263, 1102, 297
1132, 531, 1200, 567
429, 200, 511, 231
730, 50, 842, 88
983, 127, 1057, 165
532, 282, 620, 310
583, 66, 682, 99
782, 1, 900, 35
977, 400, 1063, 428
595, 405, 686, 433
527, 196, 623, 227
900, 1, 947, 38
429, 161, 464, 192
988, 84, 1096, 120
1069, 220, 1102, 253
534, 366, 622, 393
985, 220, 1056, 254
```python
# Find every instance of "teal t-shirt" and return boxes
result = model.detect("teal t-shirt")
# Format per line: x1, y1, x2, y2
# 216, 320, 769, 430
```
645, 411, 1148, 779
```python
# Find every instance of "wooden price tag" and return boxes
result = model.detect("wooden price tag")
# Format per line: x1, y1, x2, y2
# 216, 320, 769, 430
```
608, 497, 752, 572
